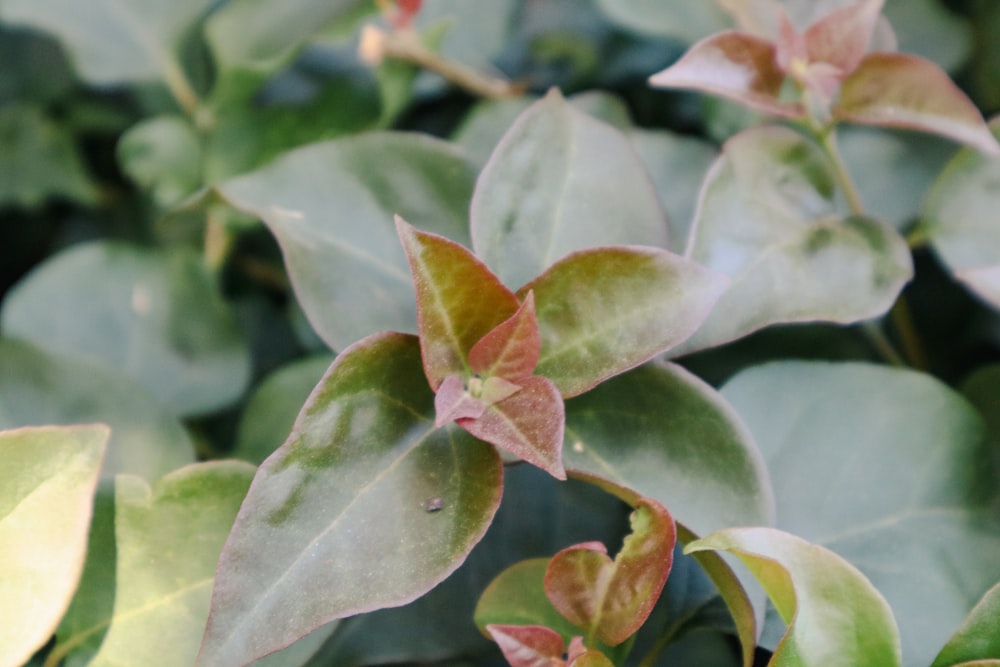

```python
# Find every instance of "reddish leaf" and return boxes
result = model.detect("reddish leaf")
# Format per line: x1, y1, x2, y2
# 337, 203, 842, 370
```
544, 498, 675, 646
459, 375, 566, 480
835, 53, 1000, 155
649, 31, 802, 118
396, 216, 520, 389
434, 374, 487, 426
487, 624, 566, 667
803, 0, 882, 75
468, 292, 541, 381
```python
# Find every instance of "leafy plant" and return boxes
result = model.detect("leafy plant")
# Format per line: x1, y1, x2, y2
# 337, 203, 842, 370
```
1, 0, 999, 666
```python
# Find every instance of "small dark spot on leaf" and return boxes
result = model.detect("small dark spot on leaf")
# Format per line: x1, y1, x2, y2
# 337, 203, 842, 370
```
423, 496, 445, 513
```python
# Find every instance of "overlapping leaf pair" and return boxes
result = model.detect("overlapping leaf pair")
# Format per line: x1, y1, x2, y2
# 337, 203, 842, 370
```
650, 0, 1000, 154
396, 216, 727, 480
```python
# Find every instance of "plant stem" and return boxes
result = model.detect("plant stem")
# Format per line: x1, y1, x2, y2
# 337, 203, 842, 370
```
889, 297, 930, 371
819, 128, 864, 216
379, 28, 518, 99
162, 57, 200, 118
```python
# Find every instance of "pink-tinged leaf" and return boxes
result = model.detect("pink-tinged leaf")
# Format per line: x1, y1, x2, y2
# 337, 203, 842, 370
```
487, 624, 565, 667
836, 53, 1000, 155
396, 216, 520, 389
434, 374, 486, 427
468, 292, 541, 381
459, 375, 566, 480
804, 0, 883, 75
544, 498, 676, 646
519, 246, 729, 398
774, 10, 807, 72
567, 636, 587, 662
568, 651, 615, 667
649, 31, 802, 118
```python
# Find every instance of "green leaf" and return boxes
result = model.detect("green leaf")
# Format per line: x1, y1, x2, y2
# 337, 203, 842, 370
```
118, 115, 202, 209
628, 129, 719, 253
721, 361, 1000, 667
0, 424, 108, 667
961, 364, 1000, 496
0, 338, 194, 479
595, 0, 730, 42
836, 53, 1000, 155
0, 0, 212, 85
233, 355, 335, 465
216, 133, 476, 351
198, 332, 503, 667
883, 0, 972, 73
59, 462, 255, 667
0, 103, 95, 208
932, 582, 1000, 667
476, 559, 585, 643
923, 119, 1000, 310
674, 126, 913, 355
518, 246, 728, 398
396, 217, 520, 388
205, 0, 370, 72
687, 527, 902, 667
648, 32, 801, 119
1, 241, 251, 417
564, 361, 773, 536
470, 89, 670, 290
570, 650, 615, 667
544, 498, 675, 646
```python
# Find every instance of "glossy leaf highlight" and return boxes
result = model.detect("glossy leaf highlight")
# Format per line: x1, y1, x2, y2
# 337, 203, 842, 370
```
0, 424, 108, 667
687, 527, 902, 667
198, 332, 504, 667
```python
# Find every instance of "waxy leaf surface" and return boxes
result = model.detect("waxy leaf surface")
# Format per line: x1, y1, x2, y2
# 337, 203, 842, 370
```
0, 425, 107, 667
923, 119, 1000, 310
0, 338, 194, 479
836, 53, 1000, 155
596, 0, 730, 42
459, 375, 566, 480
1, 241, 250, 417
75, 462, 255, 667
471, 89, 669, 289
931, 582, 1000, 667
674, 126, 912, 355
687, 527, 901, 667
396, 217, 520, 388
721, 362, 1000, 667
217, 133, 475, 351
0, 0, 212, 84
648, 32, 800, 118
544, 499, 675, 646
519, 246, 728, 397
198, 333, 503, 667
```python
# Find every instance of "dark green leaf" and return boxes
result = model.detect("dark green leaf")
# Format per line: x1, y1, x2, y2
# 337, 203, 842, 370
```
0, 424, 108, 667
1, 241, 251, 417
198, 333, 503, 667
216, 133, 476, 351
674, 126, 913, 355
471, 89, 670, 289
721, 361, 1000, 667
687, 526, 902, 667
118, 115, 203, 208
0, 338, 194, 479
519, 246, 728, 398
233, 355, 335, 465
